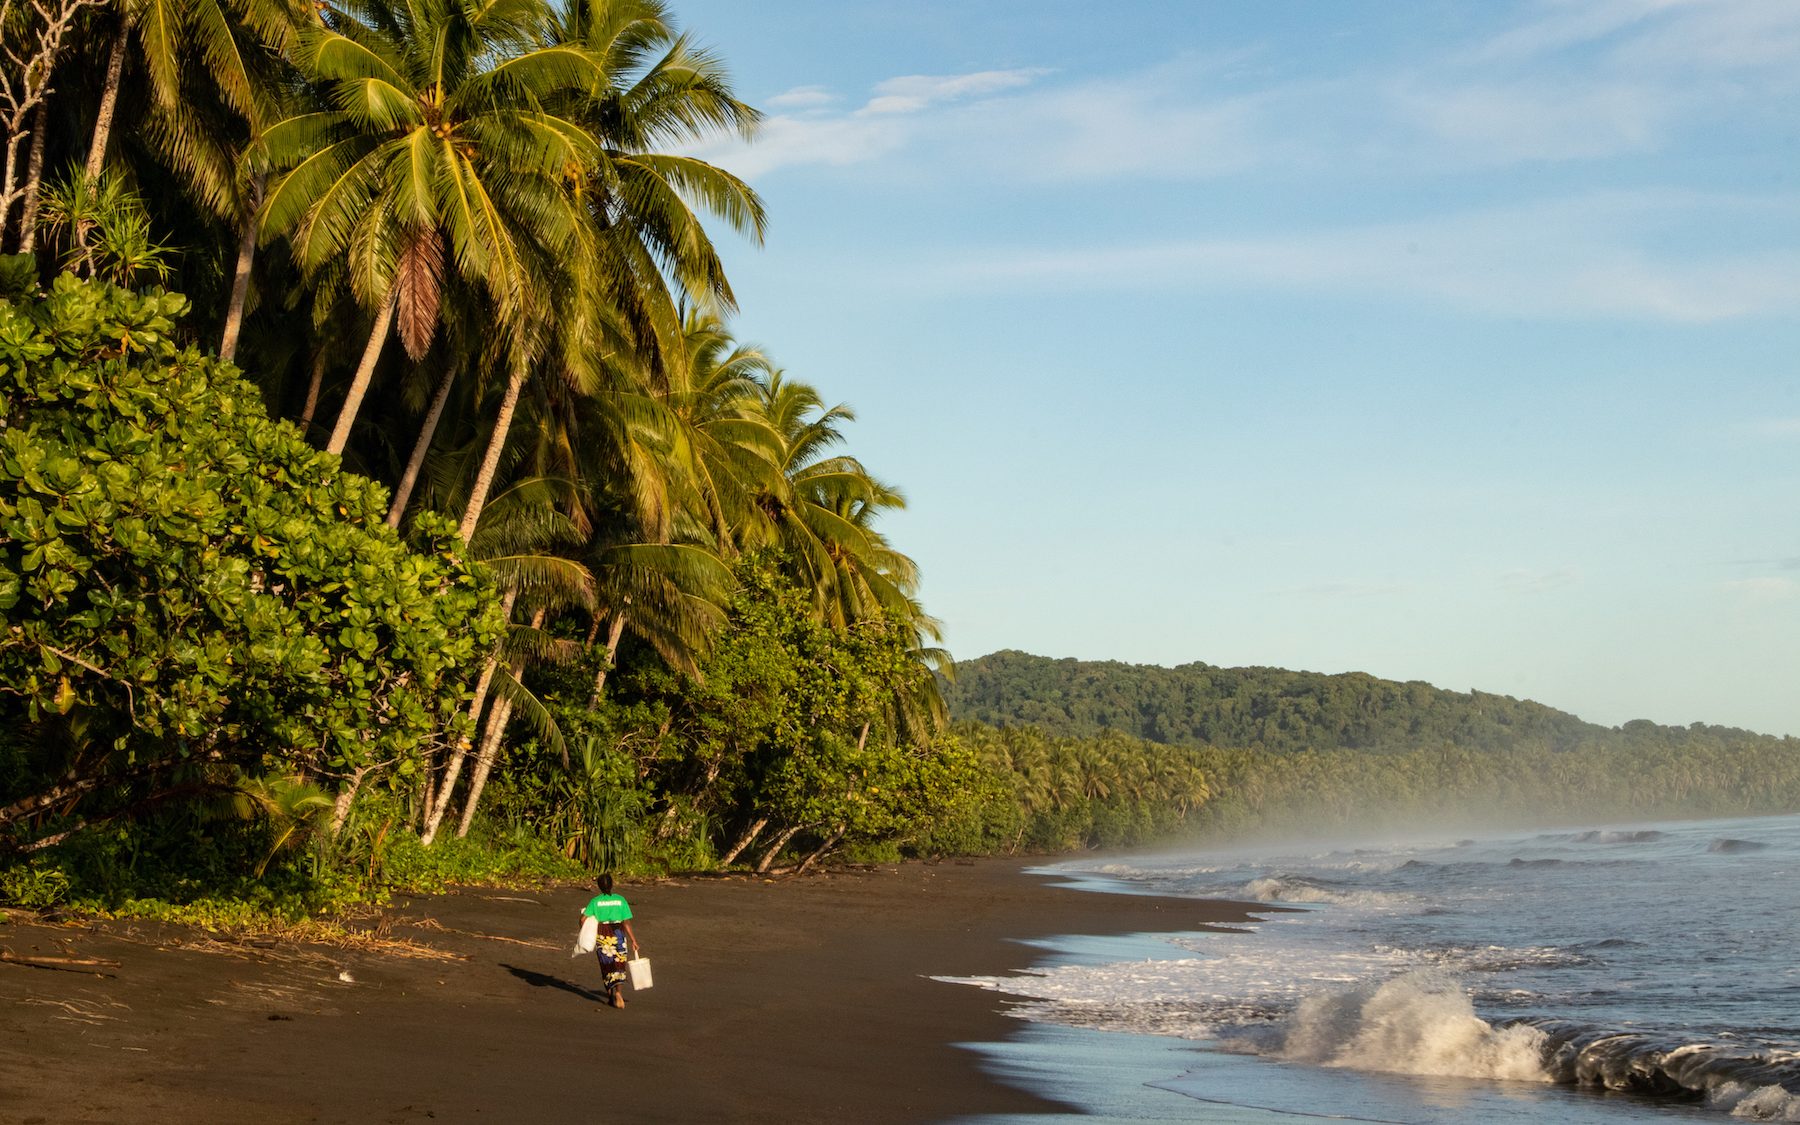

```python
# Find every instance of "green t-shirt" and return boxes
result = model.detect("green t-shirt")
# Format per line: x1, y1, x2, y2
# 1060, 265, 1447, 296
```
582, 893, 632, 923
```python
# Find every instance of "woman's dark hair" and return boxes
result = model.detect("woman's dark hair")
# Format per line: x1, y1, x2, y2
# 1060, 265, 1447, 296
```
597, 874, 614, 894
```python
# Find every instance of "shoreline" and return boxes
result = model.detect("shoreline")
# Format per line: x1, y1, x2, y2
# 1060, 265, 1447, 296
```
0, 857, 1264, 1123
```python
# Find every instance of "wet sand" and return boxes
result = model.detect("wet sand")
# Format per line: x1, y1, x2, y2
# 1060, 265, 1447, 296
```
0, 859, 1262, 1123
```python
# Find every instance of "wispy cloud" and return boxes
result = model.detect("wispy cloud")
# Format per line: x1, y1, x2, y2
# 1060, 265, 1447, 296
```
1381, 77, 1672, 163
695, 68, 1048, 179
937, 192, 1800, 323
705, 2, 1799, 184
1477, 0, 1800, 73
1499, 568, 1583, 593
862, 70, 1044, 115
1395, 0, 1800, 165
1725, 576, 1800, 602
764, 85, 838, 110
1274, 581, 1413, 600
1746, 418, 1800, 438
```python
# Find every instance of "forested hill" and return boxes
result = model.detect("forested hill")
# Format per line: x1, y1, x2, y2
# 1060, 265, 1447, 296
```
944, 650, 1784, 754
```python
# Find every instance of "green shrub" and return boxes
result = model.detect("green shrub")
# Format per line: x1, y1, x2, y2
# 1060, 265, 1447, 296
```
0, 275, 503, 853
0, 861, 70, 908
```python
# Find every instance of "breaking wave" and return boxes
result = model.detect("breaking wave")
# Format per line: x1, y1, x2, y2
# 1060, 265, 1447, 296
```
1226, 973, 1551, 1082
1711, 838, 1770, 854
1225, 976, 1800, 1118
1407, 942, 1597, 973
1239, 875, 1405, 908
1568, 829, 1667, 845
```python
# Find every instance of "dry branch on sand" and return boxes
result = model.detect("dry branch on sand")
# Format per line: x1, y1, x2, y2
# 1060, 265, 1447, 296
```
403, 917, 560, 951
0, 948, 120, 974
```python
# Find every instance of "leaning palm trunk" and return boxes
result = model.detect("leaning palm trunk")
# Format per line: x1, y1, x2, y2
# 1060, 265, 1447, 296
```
718, 816, 767, 867
386, 365, 455, 527
297, 349, 328, 431
418, 757, 437, 831
588, 610, 627, 705
325, 290, 397, 455
454, 607, 544, 839
419, 661, 498, 845
457, 360, 526, 542
217, 173, 265, 363
796, 825, 845, 874
329, 764, 373, 836
84, 22, 130, 182
453, 697, 513, 840
754, 824, 802, 874
420, 588, 515, 845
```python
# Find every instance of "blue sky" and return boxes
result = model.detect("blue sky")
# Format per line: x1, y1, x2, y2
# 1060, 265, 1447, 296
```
672, 0, 1800, 736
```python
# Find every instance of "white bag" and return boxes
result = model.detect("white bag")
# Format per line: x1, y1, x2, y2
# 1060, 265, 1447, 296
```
571, 914, 598, 957
627, 956, 653, 990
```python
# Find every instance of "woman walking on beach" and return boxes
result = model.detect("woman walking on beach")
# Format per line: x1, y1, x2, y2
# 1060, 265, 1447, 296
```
582, 875, 640, 1009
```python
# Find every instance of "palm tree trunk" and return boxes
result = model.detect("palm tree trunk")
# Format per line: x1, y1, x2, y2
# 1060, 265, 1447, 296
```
217, 172, 265, 363
718, 817, 767, 867
84, 22, 130, 183
588, 610, 628, 706
297, 348, 328, 431
796, 825, 844, 874
329, 764, 372, 837
418, 756, 437, 831
17, 104, 49, 253
325, 290, 397, 456
386, 365, 455, 527
454, 607, 543, 839
754, 824, 802, 874
420, 588, 515, 845
457, 359, 526, 541
453, 697, 513, 840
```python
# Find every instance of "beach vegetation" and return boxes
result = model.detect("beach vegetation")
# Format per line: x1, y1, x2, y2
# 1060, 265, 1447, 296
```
0, 0, 964, 919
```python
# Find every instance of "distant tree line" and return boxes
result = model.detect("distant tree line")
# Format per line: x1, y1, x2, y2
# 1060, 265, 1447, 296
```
932, 652, 1800, 848
945, 650, 1791, 758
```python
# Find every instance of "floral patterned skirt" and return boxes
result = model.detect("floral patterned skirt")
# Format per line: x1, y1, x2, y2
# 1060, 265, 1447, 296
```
594, 923, 629, 987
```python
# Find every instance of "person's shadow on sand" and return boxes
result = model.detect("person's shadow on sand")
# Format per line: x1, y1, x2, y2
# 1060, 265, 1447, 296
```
500, 963, 609, 1005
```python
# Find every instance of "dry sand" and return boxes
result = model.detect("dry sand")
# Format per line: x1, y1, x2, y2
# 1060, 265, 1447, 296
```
0, 859, 1262, 1123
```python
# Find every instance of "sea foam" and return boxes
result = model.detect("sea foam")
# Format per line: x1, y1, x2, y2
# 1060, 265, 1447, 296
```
1231, 972, 1551, 1082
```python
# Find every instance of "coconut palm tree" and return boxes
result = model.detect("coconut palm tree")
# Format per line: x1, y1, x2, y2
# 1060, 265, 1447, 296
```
449, 0, 769, 536
419, 476, 592, 843
741, 373, 932, 633
664, 311, 786, 549
80, 0, 308, 346
82, 0, 303, 183
258, 0, 600, 456
548, 0, 764, 362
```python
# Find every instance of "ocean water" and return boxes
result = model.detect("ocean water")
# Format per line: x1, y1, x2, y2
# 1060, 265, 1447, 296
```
949, 812, 1800, 1124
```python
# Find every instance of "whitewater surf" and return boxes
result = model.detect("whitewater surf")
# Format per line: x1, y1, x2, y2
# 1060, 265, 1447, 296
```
950, 812, 1800, 1123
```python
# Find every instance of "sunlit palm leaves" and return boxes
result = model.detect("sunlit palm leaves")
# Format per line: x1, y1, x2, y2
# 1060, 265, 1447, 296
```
259, 0, 600, 452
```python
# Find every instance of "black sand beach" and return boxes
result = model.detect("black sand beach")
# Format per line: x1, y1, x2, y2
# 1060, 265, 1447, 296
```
0, 859, 1261, 1123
